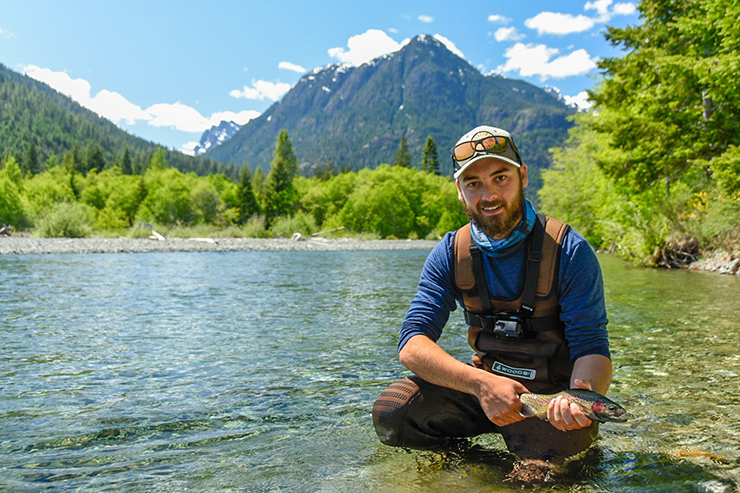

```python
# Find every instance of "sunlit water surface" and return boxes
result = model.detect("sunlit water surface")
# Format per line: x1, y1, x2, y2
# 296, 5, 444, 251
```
1, 251, 739, 492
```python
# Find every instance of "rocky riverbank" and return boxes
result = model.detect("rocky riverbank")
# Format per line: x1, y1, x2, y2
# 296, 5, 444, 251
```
0, 235, 439, 255
688, 249, 740, 276
2, 235, 738, 276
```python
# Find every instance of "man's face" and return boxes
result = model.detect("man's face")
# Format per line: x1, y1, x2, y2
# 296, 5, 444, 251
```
456, 158, 528, 240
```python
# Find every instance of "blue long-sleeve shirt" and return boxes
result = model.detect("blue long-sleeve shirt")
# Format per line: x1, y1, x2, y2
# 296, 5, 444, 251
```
399, 225, 610, 363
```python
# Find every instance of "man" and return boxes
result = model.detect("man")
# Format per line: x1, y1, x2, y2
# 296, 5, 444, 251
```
372, 125, 612, 460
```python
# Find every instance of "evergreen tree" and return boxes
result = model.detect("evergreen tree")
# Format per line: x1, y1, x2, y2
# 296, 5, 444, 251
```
121, 147, 132, 175
23, 141, 40, 175
421, 135, 440, 174
85, 143, 106, 174
238, 166, 260, 224
253, 166, 265, 201
263, 130, 299, 224
393, 135, 412, 167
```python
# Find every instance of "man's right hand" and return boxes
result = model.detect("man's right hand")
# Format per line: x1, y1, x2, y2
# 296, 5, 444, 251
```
474, 372, 530, 427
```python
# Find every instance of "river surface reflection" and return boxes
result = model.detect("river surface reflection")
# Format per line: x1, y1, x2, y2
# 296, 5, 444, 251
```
1, 250, 738, 492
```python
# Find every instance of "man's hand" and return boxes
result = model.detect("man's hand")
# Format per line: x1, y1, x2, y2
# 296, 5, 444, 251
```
546, 378, 593, 431
474, 372, 530, 427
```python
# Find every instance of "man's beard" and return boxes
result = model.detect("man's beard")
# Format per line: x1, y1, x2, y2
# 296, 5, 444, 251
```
462, 184, 526, 240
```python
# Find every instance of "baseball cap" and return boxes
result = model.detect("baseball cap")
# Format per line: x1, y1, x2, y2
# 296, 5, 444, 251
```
451, 125, 523, 180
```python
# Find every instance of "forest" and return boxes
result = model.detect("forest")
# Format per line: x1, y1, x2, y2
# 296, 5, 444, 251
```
0, 130, 466, 241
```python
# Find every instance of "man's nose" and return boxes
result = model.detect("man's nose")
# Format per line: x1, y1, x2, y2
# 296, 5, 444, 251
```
481, 183, 497, 201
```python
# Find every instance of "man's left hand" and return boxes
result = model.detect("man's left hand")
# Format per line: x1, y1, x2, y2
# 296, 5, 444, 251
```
546, 379, 593, 431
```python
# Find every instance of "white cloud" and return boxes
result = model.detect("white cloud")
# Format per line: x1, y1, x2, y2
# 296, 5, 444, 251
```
487, 15, 511, 23
564, 91, 593, 111
433, 34, 465, 59
418, 15, 434, 23
612, 2, 637, 15
584, 0, 613, 21
493, 27, 525, 42
229, 79, 291, 101
497, 43, 598, 81
279, 61, 306, 73
328, 29, 405, 66
180, 141, 200, 156
210, 110, 260, 126
525, 12, 596, 35
24, 65, 263, 136
145, 102, 211, 133
23, 65, 151, 125
584, 0, 636, 20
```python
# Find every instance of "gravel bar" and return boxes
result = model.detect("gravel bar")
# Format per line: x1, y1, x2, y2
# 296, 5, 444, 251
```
0, 236, 439, 255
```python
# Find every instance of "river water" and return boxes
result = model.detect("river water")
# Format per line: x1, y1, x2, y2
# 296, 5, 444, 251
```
1, 250, 739, 492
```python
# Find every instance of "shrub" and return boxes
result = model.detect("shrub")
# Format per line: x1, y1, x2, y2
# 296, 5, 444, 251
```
34, 202, 95, 238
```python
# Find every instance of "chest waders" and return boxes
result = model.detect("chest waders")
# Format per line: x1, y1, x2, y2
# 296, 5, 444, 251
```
372, 215, 599, 459
453, 214, 572, 393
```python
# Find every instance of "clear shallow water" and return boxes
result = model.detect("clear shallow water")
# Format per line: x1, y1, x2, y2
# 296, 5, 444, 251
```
0, 251, 738, 492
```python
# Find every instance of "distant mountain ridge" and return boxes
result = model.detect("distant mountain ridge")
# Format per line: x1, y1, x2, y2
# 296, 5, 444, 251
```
0, 63, 239, 178
206, 34, 576, 184
194, 121, 242, 156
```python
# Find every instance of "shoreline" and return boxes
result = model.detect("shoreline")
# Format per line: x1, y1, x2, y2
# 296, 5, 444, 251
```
0, 236, 439, 255
1, 236, 738, 276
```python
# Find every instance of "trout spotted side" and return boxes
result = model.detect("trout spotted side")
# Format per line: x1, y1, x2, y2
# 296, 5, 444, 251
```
519, 389, 627, 423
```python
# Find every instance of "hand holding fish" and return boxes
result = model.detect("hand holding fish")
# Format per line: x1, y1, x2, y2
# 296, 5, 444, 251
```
518, 379, 627, 430
475, 372, 530, 427
548, 379, 596, 431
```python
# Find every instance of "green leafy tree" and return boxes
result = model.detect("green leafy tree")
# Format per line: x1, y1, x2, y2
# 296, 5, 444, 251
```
0, 156, 27, 227
393, 135, 412, 168
149, 147, 168, 171
421, 135, 440, 174
591, 0, 740, 197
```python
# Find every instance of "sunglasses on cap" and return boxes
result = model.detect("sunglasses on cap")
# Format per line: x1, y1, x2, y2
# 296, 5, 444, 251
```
451, 131, 522, 173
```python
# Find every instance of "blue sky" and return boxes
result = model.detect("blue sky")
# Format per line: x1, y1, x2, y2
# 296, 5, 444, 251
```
1, 0, 640, 155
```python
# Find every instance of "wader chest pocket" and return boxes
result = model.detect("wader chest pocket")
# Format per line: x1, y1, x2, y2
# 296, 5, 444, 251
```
473, 332, 560, 359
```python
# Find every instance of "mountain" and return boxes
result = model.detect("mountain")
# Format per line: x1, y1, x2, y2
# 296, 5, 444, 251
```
0, 64, 239, 179
193, 120, 242, 156
206, 34, 576, 187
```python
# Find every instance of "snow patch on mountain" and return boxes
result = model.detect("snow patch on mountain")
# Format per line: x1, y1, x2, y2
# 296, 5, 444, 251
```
194, 120, 242, 156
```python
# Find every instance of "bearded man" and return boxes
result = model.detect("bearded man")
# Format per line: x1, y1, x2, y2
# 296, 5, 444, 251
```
372, 125, 613, 460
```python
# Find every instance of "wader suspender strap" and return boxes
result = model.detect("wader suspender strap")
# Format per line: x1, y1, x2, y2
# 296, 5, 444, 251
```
469, 244, 493, 312
520, 214, 547, 316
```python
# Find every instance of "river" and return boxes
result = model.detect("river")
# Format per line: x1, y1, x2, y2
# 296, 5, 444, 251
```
1, 250, 738, 492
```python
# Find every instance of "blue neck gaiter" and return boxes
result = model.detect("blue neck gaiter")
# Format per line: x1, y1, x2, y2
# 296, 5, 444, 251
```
470, 199, 537, 258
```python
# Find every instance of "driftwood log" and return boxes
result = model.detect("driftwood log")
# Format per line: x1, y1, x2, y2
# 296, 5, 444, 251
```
652, 235, 701, 268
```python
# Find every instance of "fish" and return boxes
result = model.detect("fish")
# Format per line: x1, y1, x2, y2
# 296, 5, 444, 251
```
519, 389, 628, 423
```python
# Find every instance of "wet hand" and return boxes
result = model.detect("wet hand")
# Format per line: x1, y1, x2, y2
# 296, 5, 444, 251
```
476, 374, 530, 427
547, 379, 593, 431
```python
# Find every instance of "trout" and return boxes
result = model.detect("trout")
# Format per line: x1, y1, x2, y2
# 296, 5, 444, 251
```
519, 389, 627, 423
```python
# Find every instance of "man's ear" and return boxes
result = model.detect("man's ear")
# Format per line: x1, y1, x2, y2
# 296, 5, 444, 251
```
520, 164, 529, 188
455, 179, 464, 202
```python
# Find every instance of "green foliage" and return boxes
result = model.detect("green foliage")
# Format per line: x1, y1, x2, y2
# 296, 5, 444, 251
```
237, 166, 260, 223
0, 177, 27, 227
263, 130, 299, 223
539, 0, 740, 264
0, 63, 240, 180
34, 201, 95, 238
299, 164, 466, 239
269, 211, 318, 237
421, 136, 440, 174
393, 136, 412, 168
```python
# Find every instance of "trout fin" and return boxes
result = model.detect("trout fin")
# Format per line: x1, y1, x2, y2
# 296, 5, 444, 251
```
519, 402, 537, 418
